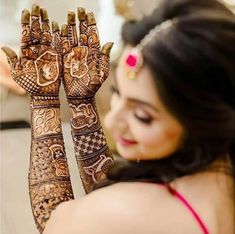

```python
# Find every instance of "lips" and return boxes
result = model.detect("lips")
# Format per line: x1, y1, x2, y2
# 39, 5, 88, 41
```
115, 135, 137, 147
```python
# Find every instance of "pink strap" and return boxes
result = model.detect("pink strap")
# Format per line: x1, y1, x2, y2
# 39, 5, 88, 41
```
170, 187, 209, 234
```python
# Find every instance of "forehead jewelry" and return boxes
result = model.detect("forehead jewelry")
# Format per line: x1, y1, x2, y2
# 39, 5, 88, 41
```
124, 19, 177, 80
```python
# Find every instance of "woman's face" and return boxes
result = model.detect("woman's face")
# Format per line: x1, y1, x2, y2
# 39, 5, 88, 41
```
104, 46, 185, 161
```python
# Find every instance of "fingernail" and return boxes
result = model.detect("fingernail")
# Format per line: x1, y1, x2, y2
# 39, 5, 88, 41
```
52, 21, 59, 32
21, 9, 30, 24
31, 4, 40, 16
87, 12, 96, 26
77, 7, 86, 21
61, 24, 68, 36
40, 8, 49, 21
103, 42, 114, 55
68, 11, 76, 25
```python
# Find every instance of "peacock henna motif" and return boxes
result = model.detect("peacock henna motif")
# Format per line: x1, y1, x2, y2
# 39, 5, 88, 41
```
76, 147, 114, 193
32, 108, 61, 138
69, 103, 97, 129
83, 155, 113, 183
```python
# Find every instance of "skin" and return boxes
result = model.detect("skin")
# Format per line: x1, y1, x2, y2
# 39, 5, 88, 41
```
104, 46, 185, 161
3, 5, 234, 232
44, 46, 234, 233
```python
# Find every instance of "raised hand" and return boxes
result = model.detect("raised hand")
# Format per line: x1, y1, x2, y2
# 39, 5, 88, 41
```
1, 4, 62, 97
2, 5, 74, 233
61, 8, 113, 98
61, 8, 114, 193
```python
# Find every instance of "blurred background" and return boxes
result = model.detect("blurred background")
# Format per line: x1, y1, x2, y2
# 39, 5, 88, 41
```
0, 0, 234, 233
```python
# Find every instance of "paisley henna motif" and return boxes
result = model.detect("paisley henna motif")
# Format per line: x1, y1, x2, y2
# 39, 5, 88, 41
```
32, 108, 61, 138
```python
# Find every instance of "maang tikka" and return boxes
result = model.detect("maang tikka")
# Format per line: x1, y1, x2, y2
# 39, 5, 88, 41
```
124, 19, 177, 80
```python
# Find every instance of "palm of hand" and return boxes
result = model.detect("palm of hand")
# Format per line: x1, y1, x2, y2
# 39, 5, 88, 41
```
62, 9, 113, 98
2, 5, 62, 97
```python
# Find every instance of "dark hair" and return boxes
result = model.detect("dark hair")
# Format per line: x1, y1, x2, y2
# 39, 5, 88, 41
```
95, 0, 235, 189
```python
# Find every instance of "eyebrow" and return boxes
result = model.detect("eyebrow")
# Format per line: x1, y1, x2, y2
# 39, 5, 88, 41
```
126, 97, 160, 113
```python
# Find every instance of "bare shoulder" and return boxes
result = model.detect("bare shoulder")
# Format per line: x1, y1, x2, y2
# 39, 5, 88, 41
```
43, 182, 205, 234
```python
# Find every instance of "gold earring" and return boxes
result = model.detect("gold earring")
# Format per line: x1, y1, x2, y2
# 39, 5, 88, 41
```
137, 157, 140, 163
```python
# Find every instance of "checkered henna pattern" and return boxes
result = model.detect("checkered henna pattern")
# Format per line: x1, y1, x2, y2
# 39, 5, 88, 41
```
2, 5, 74, 233
62, 9, 114, 193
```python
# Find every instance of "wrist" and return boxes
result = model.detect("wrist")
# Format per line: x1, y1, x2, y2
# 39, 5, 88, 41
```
30, 95, 60, 109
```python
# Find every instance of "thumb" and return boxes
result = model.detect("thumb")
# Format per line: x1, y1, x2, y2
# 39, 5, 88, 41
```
101, 42, 114, 56
1, 46, 19, 67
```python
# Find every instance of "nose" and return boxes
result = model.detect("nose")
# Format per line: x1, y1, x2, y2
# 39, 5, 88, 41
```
104, 97, 128, 133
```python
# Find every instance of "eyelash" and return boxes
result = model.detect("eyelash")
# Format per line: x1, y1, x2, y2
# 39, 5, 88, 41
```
110, 85, 153, 124
134, 113, 153, 124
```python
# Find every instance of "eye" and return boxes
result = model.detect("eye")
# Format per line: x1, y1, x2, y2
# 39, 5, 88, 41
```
134, 109, 153, 124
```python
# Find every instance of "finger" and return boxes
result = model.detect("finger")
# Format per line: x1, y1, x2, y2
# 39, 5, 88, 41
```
99, 42, 114, 83
31, 4, 41, 44
77, 7, 87, 46
20, 9, 31, 55
101, 42, 114, 56
67, 11, 78, 47
86, 12, 100, 50
61, 24, 71, 54
51, 21, 61, 53
40, 8, 52, 46
1, 47, 19, 67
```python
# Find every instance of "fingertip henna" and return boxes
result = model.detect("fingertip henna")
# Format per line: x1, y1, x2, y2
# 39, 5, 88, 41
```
67, 11, 76, 25
77, 7, 86, 21
31, 4, 40, 16
21, 9, 30, 24
40, 8, 49, 22
87, 12, 96, 26
52, 21, 60, 33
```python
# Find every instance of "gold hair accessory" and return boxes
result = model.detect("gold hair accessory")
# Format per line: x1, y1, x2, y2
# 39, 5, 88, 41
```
124, 19, 177, 79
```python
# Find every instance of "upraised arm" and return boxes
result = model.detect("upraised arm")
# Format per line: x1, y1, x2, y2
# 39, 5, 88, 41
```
61, 8, 114, 193
2, 5, 74, 232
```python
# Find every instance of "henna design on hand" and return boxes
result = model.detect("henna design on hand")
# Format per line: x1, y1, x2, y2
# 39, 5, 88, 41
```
2, 6, 62, 97
62, 9, 113, 98
30, 122, 74, 232
61, 9, 114, 193
68, 97, 114, 193
2, 5, 75, 233
32, 108, 62, 138
69, 102, 98, 130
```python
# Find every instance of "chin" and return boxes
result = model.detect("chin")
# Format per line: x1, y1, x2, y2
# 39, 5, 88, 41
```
116, 144, 138, 161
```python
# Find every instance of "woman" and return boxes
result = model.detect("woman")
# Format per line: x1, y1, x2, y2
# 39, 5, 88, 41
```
2, 0, 235, 233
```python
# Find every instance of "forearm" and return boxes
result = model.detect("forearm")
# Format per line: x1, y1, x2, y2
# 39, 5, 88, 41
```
67, 96, 113, 193
29, 96, 74, 233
